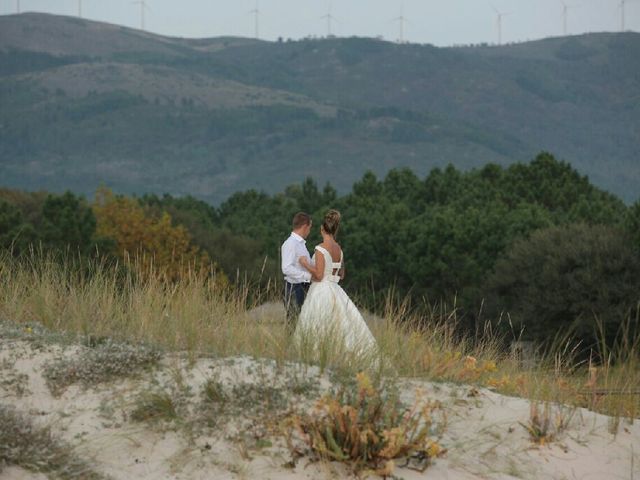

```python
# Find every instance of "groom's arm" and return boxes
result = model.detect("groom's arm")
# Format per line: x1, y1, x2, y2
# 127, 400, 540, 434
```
300, 253, 324, 282
281, 242, 311, 283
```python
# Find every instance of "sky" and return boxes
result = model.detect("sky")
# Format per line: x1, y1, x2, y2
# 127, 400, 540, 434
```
2, 0, 639, 46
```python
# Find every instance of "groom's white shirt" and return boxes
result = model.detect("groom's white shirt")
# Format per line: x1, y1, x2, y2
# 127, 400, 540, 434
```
281, 232, 312, 284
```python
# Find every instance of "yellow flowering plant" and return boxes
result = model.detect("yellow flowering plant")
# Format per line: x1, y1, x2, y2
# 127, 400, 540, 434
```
285, 373, 447, 476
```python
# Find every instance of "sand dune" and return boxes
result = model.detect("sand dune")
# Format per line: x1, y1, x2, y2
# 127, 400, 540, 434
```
1, 331, 638, 479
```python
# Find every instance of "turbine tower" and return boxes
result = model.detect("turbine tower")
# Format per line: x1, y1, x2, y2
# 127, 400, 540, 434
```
132, 0, 149, 31
16, 0, 20, 14
392, 5, 408, 43
78, 0, 82, 18
249, 0, 260, 39
619, 0, 639, 31
321, 4, 338, 37
560, 1, 579, 36
491, 5, 511, 45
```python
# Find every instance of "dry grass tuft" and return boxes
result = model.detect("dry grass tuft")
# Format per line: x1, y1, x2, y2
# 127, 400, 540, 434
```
520, 401, 576, 446
130, 390, 179, 423
0, 404, 107, 479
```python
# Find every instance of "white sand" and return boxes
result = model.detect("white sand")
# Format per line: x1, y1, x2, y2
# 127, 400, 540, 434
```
1, 337, 638, 480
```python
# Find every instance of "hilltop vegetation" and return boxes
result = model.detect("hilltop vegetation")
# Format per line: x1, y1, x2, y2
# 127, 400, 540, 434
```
0, 13, 639, 202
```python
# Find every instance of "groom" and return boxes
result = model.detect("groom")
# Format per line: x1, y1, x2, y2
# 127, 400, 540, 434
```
281, 212, 313, 334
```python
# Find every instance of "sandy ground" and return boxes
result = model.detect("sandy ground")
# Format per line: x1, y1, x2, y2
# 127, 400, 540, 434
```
1, 333, 639, 480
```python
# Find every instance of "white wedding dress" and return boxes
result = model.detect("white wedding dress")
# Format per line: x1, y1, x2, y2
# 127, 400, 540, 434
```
294, 245, 377, 357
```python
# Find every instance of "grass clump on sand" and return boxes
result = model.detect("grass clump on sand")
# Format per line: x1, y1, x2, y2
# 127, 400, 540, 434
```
520, 401, 576, 446
0, 404, 107, 480
286, 372, 446, 476
130, 390, 179, 423
202, 378, 228, 407
43, 339, 161, 396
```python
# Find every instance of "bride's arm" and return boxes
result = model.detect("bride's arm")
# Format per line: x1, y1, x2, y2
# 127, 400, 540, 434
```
300, 253, 325, 281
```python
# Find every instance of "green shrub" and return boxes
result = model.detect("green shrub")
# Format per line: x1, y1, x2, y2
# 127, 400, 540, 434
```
487, 223, 640, 349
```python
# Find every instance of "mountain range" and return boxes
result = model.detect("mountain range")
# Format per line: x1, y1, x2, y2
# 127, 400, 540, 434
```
1, 12, 638, 203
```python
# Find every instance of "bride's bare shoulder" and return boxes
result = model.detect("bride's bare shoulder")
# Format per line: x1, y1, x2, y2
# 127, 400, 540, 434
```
327, 243, 342, 262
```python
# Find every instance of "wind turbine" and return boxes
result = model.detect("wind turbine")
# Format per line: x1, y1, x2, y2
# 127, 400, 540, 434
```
392, 5, 409, 43
78, 0, 83, 18
560, 1, 579, 36
249, 0, 260, 39
321, 3, 339, 37
132, 0, 149, 31
16, 0, 20, 14
491, 4, 511, 45
619, 0, 639, 31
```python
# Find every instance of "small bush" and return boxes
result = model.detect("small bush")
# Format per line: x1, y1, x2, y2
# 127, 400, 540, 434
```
43, 339, 161, 395
286, 373, 446, 476
487, 223, 640, 348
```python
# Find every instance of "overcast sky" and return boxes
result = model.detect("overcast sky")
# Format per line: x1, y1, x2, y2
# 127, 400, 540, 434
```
3, 0, 639, 46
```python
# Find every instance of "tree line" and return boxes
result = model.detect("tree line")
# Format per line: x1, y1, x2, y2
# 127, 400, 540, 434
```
1, 152, 639, 349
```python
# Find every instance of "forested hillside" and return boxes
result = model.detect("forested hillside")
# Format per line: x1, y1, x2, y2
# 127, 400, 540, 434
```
1, 13, 638, 203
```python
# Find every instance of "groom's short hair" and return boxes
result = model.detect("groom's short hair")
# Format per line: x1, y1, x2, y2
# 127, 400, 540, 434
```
292, 212, 311, 229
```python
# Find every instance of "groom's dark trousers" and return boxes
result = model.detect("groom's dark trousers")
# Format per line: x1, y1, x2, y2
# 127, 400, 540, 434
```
284, 281, 309, 335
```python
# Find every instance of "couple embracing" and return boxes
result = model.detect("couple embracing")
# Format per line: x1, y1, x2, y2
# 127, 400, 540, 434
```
281, 210, 377, 356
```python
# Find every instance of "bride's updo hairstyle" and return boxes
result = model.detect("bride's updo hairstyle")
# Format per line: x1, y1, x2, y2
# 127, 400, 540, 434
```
322, 209, 341, 237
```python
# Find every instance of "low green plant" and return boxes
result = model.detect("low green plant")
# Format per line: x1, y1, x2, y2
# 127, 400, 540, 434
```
286, 372, 446, 476
0, 368, 30, 397
0, 319, 74, 347
43, 339, 161, 396
201, 378, 290, 419
230, 382, 288, 416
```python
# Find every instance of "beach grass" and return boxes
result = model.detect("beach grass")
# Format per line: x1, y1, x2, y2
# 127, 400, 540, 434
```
0, 250, 638, 422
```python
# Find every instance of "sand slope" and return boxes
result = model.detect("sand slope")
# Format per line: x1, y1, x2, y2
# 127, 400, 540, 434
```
1, 336, 638, 480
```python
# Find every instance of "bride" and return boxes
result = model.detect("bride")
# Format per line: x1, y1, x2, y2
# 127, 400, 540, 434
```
294, 209, 377, 359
